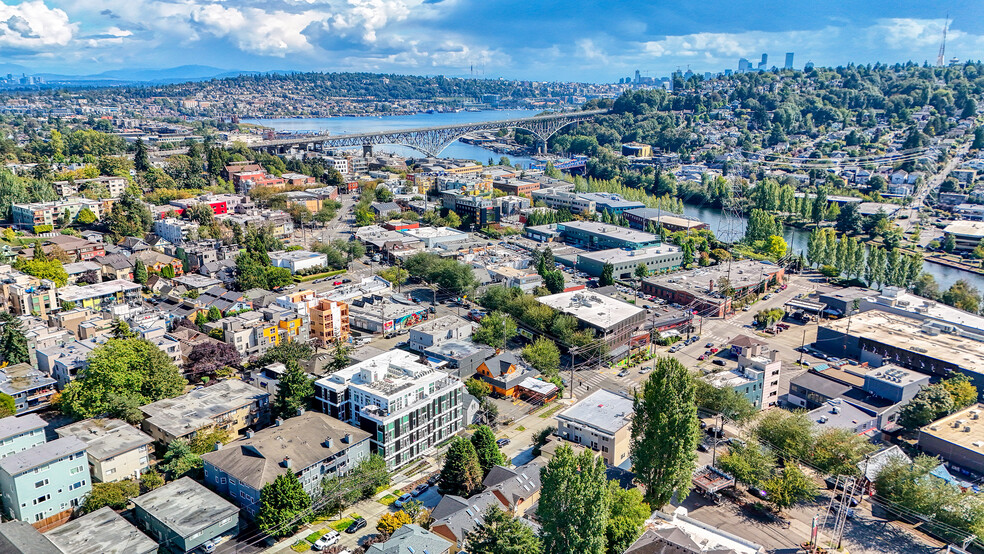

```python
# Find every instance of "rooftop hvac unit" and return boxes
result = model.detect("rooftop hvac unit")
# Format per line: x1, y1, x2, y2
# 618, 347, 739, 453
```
930, 425, 939, 431
966, 426, 973, 432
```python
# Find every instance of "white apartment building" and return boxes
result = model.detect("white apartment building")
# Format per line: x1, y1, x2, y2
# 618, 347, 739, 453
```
314, 350, 464, 469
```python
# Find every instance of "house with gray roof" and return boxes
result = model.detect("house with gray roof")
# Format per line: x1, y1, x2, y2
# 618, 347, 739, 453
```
0, 520, 60, 553
0, 414, 47, 459
0, 363, 57, 414
44, 506, 157, 554
556, 389, 634, 466
202, 411, 370, 518
55, 419, 154, 483
482, 460, 543, 517
430, 490, 504, 548
365, 524, 451, 554
132, 477, 239, 554
0, 437, 91, 531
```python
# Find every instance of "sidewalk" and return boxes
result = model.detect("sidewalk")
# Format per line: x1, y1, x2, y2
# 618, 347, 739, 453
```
261, 396, 574, 553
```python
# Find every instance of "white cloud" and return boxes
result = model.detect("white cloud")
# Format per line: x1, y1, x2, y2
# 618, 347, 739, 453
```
0, 0, 75, 50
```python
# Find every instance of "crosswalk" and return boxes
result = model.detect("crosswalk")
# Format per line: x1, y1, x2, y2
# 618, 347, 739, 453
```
571, 369, 640, 398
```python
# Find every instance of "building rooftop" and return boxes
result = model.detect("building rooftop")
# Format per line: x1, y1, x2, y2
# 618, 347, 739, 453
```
705, 369, 757, 389
0, 413, 46, 441
578, 244, 681, 265
201, 411, 370, 491
0, 520, 60, 554
0, 436, 86, 476
578, 192, 646, 209
864, 365, 930, 388
863, 287, 984, 335
140, 380, 268, 439
790, 372, 852, 400
57, 279, 141, 303
644, 260, 782, 300
824, 311, 984, 374
401, 226, 468, 239
557, 220, 659, 246
268, 250, 326, 262
132, 477, 239, 538
411, 315, 472, 335
626, 508, 765, 554
920, 403, 984, 454
944, 220, 984, 237
44, 506, 157, 554
0, 363, 56, 396
557, 389, 634, 435
365, 524, 453, 554
537, 290, 644, 330
55, 418, 153, 462
808, 399, 877, 430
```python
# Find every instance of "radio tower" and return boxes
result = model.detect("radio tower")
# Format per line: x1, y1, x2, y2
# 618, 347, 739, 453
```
937, 13, 949, 67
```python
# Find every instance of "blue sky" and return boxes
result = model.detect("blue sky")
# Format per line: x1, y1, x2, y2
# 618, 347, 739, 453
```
0, 0, 982, 80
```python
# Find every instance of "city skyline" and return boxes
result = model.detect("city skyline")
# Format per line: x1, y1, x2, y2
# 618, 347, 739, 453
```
0, 1, 981, 82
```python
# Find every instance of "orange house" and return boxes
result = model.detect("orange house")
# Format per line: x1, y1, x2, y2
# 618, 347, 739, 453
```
475, 353, 559, 403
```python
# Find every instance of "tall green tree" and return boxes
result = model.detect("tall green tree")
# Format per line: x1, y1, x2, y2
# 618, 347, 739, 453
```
605, 483, 650, 554
134, 138, 150, 173
898, 383, 957, 430
471, 425, 507, 476
544, 270, 565, 294
467, 504, 543, 554
521, 337, 561, 376
717, 440, 777, 488
763, 465, 818, 512
472, 311, 517, 350
631, 357, 701, 507
599, 263, 615, 286
106, 189, 152, 239
272, 359, 314, 420
752, 409, 815, 461
256, 473, 312, 538
439, 437, 484, 497
0, 312, 30, 366
539, 444, 609, 554
133, 259, 148, 284
60, 337, 186, 419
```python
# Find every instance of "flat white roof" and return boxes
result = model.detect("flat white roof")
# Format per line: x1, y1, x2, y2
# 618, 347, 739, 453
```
537, 290, 644, 328
579, 244, 680, 264
944, 221, 984, 237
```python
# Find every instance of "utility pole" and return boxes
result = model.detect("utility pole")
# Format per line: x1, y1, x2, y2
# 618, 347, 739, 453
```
568, 346, 582, 400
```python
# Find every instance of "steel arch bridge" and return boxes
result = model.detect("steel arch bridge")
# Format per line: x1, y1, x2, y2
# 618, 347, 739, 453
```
251, 109, 607, 157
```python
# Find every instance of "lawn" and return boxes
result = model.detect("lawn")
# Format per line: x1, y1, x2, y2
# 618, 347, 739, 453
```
295, 269, 346, 283
305, 529, 328, 543
329, 517, 354, 532
290, 540, 310, 552
516, 425, 526, 432
379, 494, 397, 506
538, 402, 566, 419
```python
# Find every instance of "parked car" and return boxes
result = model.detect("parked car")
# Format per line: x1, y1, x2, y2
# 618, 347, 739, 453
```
698, 354, 706, 361
712, 359, 727, 366
427, 474, 440, 486
617, 369, 629, 377
313, 531, 340, 551
496, 438, 511, 447
705, 342, 714, 348
394, 493, 413, 508
412, 484, 429, 497
345, 518, 367, 534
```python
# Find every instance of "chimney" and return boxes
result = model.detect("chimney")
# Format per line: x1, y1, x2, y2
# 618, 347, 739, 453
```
323, 437, 333, 449
708, 279, 714, 292
283, 456, 292, 469
275, 418, 284, 427
343, 433, 352, 444
245, 430, 254, 439
214, 442, 223, 451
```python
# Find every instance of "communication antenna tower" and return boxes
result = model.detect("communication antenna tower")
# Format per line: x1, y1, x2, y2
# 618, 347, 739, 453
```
718, 176, 745, 244
937, 13, 949, 67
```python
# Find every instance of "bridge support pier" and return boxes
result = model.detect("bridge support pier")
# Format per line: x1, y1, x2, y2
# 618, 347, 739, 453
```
362, 144, 373, 157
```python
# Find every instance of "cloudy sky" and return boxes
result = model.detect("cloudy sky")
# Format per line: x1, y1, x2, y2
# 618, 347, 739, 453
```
1, 0, 982, 80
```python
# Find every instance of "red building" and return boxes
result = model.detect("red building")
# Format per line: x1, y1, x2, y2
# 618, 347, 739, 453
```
383, 220, 420, 231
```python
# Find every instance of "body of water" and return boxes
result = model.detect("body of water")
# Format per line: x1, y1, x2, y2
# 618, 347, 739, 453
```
242, 110, 540, 168
682, 203, 984, 291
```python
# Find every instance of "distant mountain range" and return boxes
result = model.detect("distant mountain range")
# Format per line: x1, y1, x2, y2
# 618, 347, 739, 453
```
5, 65, 273, 86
